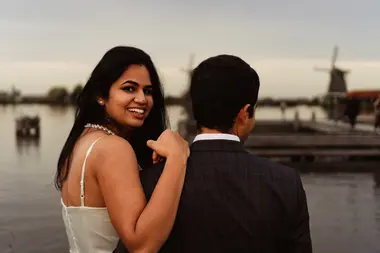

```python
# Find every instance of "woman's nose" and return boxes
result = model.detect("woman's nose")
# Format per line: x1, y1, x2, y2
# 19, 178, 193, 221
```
134, 90, 147, 104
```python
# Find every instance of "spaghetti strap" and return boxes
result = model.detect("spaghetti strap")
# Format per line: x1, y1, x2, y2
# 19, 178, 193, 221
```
80, 136, 104, 207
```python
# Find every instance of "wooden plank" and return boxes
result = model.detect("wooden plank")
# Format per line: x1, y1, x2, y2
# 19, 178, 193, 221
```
301, 122, 353, 134
247, 148, 380, 156
301, 120, 379, 135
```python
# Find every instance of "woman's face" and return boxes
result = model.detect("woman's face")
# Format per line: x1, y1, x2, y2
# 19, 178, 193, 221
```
100, 64, 154, 129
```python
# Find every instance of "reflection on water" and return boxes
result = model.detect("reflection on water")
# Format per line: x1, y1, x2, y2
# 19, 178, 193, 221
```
0, 105, 379, 253
303, 173, 380, 253
16, 137, 41, 156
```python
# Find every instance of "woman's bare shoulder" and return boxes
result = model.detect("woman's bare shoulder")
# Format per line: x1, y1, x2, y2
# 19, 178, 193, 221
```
91, 134, 135, 156
90, 135, 139, 170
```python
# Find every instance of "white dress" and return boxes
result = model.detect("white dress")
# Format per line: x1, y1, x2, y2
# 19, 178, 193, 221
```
61, 137, 119, 253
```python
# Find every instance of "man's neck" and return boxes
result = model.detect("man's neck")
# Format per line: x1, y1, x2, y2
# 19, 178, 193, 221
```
197, 127, 247, 143
199, 127, 234, 135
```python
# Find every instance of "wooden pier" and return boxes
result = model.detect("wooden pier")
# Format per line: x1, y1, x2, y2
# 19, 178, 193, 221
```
300, 119, 378, 135
244, 134, 380, 160
180, 118, 380, 167
184, 133, 380, 161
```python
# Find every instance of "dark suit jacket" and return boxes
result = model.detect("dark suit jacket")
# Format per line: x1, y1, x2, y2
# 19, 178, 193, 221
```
114, 139, 312, 253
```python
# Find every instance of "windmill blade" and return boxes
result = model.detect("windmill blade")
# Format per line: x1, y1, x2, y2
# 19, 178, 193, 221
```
188, 53, 195, 71
331, 45, 338, 69
180, 53, 195, 74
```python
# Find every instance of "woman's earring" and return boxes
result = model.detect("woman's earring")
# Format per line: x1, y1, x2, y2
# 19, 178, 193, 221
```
98, 100, 104, 106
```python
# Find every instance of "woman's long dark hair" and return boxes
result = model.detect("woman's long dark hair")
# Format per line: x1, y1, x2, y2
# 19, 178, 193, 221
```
55, 46, 168, 190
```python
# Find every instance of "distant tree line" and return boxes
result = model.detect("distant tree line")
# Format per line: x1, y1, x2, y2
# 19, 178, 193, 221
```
46, 83, 83, 104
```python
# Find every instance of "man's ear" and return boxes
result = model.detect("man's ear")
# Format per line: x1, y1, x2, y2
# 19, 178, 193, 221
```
236, 104, 251, 123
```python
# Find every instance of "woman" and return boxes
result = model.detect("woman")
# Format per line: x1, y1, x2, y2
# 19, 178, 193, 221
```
374, 95, 380, 132
56, 46, 189, 253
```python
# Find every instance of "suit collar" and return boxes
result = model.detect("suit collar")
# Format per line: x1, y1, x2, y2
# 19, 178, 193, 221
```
193, 133, 240, 143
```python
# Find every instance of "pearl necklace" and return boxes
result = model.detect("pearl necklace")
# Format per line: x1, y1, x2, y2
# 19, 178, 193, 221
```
84, 123, 116, 136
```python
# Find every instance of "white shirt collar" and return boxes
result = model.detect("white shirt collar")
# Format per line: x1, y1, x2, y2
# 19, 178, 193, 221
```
193, 133, 240, 143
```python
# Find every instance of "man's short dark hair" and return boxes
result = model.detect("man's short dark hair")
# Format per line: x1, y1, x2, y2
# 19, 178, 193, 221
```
190, 54, 260, 132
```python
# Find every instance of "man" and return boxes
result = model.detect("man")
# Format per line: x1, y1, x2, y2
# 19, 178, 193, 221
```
115, 55, 312, 252
344, 97, 360, 129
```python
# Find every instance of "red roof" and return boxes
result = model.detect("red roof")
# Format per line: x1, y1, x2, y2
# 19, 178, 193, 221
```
345, 90, 380, 98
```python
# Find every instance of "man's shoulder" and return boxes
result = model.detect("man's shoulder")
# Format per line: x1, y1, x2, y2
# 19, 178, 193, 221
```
207, 149, 300, 185
190, 147, 299, 183
241, 154, 304, 204
246, 153, 298, 178
141, 152, 301, 189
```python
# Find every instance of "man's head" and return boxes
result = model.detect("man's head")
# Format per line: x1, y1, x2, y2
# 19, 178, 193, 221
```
190, 54, 260, 141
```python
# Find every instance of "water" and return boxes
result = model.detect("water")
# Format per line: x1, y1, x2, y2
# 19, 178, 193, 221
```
0, 105, 379, 253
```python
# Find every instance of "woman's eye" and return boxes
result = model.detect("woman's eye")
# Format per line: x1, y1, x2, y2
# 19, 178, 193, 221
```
144, 89, 153, 95
123, 86, 135, 92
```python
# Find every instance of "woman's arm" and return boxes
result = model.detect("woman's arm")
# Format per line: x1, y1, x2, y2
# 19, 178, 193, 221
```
95, 130, 188, 253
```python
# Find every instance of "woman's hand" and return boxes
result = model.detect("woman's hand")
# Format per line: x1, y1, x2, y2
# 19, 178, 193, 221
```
147, 129, 189, 164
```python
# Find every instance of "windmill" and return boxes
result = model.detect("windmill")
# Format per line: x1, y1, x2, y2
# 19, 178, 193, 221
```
180, 53, 195, 79
179, 53, 195, 120
314, 46, 350, 95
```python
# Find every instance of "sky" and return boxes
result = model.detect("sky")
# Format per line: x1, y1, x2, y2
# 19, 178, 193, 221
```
1, 0, 379, 98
